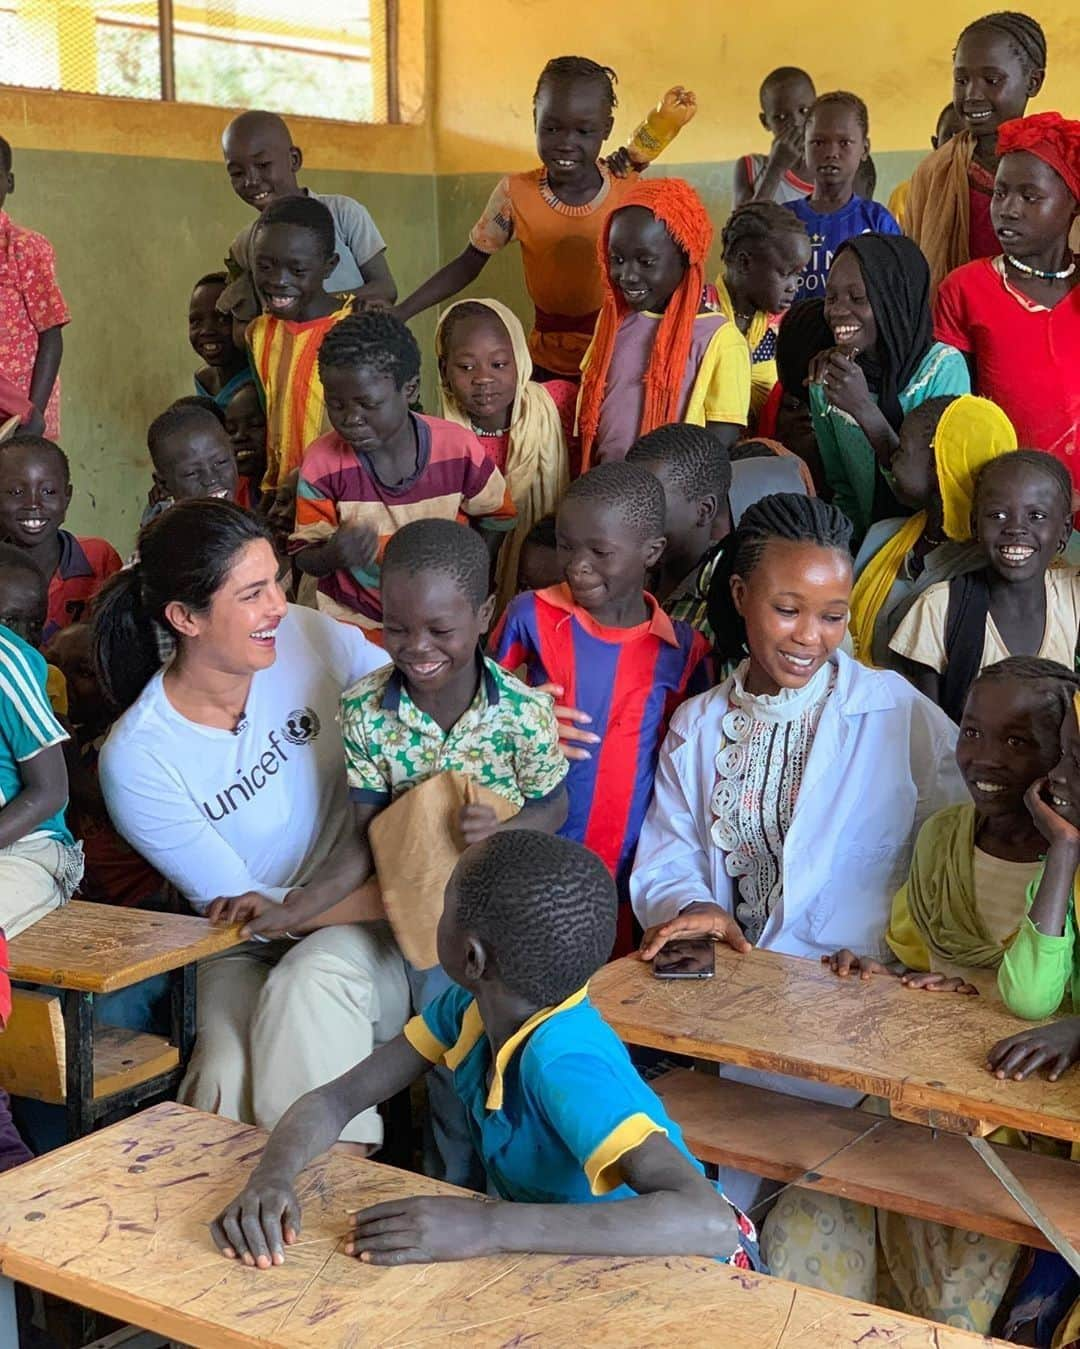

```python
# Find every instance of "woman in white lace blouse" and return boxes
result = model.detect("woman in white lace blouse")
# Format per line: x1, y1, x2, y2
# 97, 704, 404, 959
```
631, 492, 964, 966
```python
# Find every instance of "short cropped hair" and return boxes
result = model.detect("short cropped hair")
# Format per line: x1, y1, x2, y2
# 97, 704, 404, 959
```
146, 401, 226, 465
0, 541, 47, 595
561, 462, 665, 540
381, 518, 490, 609
627, 423, 732, 502
0, 435, 70, 484
452, 831, 617, 1005
252, 194, 335, 260
318, 310, 421, 389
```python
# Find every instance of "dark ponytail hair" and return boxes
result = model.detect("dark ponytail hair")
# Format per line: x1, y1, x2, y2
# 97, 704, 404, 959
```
708, 494, 854, 666
92, 500, 274, 712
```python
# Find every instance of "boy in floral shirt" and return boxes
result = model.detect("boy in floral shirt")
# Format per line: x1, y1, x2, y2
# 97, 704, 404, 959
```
0, 137, 69, 438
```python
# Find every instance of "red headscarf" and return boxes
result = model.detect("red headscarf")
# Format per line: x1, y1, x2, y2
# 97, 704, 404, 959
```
578, 177, 714, 470
997, 112, 1080, 200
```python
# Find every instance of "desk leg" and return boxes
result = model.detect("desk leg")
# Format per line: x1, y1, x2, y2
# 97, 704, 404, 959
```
64, 989, 94, 1140
170, 963, 196, 1067
0, 1275, 15, 1345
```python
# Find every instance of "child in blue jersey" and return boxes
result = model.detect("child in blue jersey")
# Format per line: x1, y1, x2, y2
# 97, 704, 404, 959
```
211, 830, 758, 1270
491, 463, 710, 956
784, 92, 901, 296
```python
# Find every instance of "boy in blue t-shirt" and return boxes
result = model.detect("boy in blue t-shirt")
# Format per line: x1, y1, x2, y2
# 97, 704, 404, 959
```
211, 831, 758, 1270
783, 92, 900, 296
0, 614, 81, 941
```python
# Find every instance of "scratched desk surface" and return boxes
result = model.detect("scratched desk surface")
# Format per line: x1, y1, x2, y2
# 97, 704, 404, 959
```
591, 949, 1080, 1140
6, 901, 243, 993
0, 1103, 1002, 1348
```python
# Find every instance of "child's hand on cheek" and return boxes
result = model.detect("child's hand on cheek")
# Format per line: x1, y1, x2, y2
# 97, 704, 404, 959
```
1024, 777, 1080, 850
459, 801, 500, 845
347, 1195, 496, 1265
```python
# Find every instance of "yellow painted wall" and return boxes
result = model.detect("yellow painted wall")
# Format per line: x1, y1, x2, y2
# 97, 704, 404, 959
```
432, 0, 1078, 174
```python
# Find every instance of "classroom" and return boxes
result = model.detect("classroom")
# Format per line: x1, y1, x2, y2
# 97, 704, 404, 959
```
0, 0, 1079, 1344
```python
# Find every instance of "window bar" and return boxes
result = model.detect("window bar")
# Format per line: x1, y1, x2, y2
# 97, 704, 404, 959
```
158, 0, 176, 101
385, 0, 400, 124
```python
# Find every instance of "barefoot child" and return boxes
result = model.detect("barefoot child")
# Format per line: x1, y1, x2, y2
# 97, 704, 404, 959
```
782, 93, 901, 297
578, 178, 751, 467
0, 436, 121, 641
492, 463, 710, 954
220, 109, 395, 322
396, 58, 695, 380
211, 831, 757, 1270
733, 67, 817, 208
716, 203, 811, 414
188, 272, 251, 407
436, 299, 572, 611
890, 451, 1079, 720
0, 135, 69, 437
244, 196, 354, 492
290, 312, 515, 636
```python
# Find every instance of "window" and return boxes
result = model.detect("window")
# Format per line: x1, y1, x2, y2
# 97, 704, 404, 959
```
0, 0, 394, 123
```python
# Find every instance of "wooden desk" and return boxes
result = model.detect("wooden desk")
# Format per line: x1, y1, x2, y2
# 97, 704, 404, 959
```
590, 948, 1080, 1140
5, 903, 241, 1138
0, 1103, 1000, 1348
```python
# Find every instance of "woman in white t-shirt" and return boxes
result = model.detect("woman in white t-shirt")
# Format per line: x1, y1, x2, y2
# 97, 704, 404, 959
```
95, 500, 408, 1150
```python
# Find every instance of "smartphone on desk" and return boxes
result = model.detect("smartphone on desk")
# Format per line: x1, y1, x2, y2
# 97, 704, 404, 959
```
652, 937, 715, 979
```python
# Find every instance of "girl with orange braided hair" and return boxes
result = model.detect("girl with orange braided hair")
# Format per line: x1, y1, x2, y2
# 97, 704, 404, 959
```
577, 178, 751, 469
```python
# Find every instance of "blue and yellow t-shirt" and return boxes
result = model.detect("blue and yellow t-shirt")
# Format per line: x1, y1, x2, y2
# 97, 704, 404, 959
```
405, 981, 700, 1204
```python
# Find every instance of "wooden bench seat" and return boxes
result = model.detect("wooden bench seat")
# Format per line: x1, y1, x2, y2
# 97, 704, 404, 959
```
0, 989, 179, 1105
655, 1067, 1080, 1250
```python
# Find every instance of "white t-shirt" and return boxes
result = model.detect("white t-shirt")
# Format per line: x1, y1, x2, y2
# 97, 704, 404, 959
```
100, 606, 388, 913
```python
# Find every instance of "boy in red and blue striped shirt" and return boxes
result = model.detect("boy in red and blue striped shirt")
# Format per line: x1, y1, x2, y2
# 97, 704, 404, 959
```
491, 463, 710, 955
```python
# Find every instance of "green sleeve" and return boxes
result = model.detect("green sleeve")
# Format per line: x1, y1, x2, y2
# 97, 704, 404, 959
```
998, 874, 1077, 1020
809, 385, 864, 541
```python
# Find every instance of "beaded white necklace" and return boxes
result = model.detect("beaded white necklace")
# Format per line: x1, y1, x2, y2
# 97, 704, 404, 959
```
710, 659, 835, 943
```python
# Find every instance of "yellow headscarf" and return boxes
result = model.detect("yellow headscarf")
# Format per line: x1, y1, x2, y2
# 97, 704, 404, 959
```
849, 396, 1016, 665
436, 298, 569, 614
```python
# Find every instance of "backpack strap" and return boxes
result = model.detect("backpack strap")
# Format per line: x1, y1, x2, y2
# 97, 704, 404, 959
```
942, 569, 990, 723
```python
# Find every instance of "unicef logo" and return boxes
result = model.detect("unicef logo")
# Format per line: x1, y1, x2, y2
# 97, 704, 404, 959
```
282, 708, 321, 746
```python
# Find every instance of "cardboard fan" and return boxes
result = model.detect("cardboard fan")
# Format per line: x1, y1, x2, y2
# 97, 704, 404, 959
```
368, 771, 518, 969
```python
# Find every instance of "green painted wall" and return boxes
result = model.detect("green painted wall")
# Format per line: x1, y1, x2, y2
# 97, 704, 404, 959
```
12, 146, 922, 551
10, 152, 439, 549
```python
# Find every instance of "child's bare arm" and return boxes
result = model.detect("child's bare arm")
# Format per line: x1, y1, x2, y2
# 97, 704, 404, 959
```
348, 1133, 739, 1265
394, 246, 489, 323
0, 743, 68, 850
210, 1035, 430, 1268
28, 326, 63, 417
353, 250, 397, 307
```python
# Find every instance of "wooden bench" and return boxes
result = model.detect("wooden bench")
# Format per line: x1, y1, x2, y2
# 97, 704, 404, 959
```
2, 902, 241, 1138
655, 1068, 1080, 1250
0, 1102, 1004, 1347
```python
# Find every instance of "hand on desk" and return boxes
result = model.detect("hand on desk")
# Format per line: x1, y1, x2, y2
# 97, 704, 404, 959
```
211, 1173, 302, 1268
987, 1017, 1080, 1082
638, 902, 751, 961
900, 971, 978, 996
822, 950, 896, 980
347, 1194, 495, 1265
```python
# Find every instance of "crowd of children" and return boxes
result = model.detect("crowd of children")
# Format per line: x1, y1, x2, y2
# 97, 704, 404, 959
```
2, 17, 1080, 1343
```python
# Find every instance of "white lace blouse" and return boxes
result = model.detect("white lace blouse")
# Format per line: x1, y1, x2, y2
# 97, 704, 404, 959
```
710, 659, 837, 943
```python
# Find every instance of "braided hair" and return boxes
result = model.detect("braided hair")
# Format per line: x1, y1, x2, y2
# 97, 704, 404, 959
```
317, 310, 420, 389
955, 12, 1046, 72
721, 201, 809, 262
534, 56, 618, 112
708, 494, 853, 666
